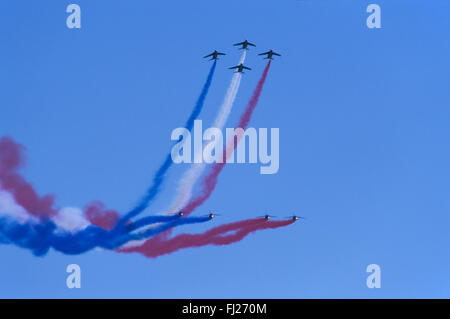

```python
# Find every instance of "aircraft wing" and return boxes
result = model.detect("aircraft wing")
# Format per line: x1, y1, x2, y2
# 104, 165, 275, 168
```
229, 66, 239, 69
203, 53, 213, 58
248, 42, 256, 47
233, 42, 245, 46
243, 66, 252, 70
258, 51, 270, 56
217, 52, 226, 55
273, 52, 281, 56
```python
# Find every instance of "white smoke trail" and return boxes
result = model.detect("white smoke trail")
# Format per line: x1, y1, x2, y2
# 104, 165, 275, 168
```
0, 189, 90, 232
0, 190, 34, 223
52, 207, 91, 232
168, 51, 247, 214
122, 53, 248, 245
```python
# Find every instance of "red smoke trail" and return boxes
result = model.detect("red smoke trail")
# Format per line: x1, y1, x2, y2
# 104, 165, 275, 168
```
182, 60, 272, 216
209, 219, 293, 245
0, 136, 57, 218
130, 217, 264, 249
118, 218, 293, 258
150, 60, 272, 243
84, 201, 120, 230
0, 136, 119, 228
235, 60, 272, 135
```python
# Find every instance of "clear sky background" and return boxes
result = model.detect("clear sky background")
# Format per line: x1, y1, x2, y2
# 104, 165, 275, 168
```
0, 0, 449, 298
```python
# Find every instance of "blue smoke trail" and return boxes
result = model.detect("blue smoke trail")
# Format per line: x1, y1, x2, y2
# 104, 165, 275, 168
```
130, 216, 210, 240
0, 215, 211, 256
125, 214, 179, 232
119, 61, 217, 225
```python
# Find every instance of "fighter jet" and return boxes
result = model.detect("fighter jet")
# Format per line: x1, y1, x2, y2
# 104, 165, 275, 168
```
258, 49, 281, 60
203, 50, 226, 60
258, 214, 277, 221
229, 63, 252, 73
177, 211, 184, 217
205, 211, 221, 219
285, 215, 305, 221
233, 39, 256, 50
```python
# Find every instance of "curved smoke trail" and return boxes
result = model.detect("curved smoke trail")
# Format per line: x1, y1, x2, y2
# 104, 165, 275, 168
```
0, 136, 57, 219
118, 61, 217, 225
181, 60, 272, 216
0, 136, 212, 256
169, 51, 247, 214
118, 218, 294, 258
0, 137, 118, 230
0, 213, 211, 256
0, 56, 287, 259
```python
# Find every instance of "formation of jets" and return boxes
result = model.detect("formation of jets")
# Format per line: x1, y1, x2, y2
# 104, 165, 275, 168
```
176, 211, 303, 222
203, 39, 281, 74
175, 45, 297, 226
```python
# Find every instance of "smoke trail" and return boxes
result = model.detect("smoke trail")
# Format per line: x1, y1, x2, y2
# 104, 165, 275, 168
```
118, 61, 217, 225
0, 214, 211, 256
0, 190, 34, 223
125, 214, 180, 232
212, 51, 246, 130
182, 60, 272, 215
118, 218, 265, 255
0, 135, 211, 254
0, 137, 126, 230
118, 218, 294, 258
233, 60, 272, 139
129, 216, 211, 240
0, 137, 57, 219
169, 51, 247, 214
207, 220, 293, 247
84, 201, 120, 230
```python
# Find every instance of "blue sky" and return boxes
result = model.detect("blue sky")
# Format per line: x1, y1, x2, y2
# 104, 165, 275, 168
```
0, 0, 449, 298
